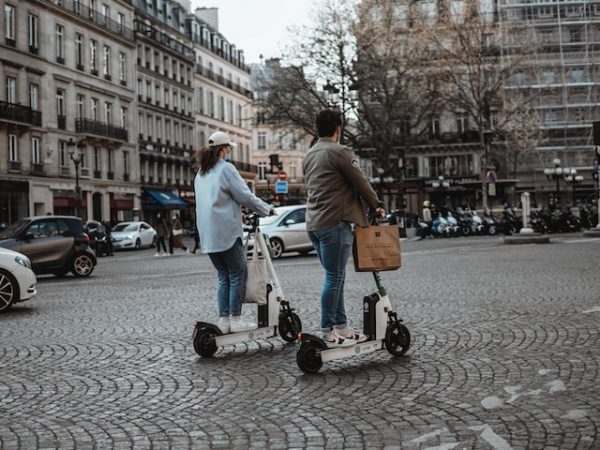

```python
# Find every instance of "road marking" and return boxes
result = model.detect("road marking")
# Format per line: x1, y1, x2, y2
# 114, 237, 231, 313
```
469, 425, 513, 450
564, 238, 600, 244
408, 428, 449, 445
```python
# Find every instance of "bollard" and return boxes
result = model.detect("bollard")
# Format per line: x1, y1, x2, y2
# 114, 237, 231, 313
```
520, 192, 534, 234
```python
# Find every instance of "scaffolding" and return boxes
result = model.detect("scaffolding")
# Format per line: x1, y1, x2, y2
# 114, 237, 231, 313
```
499, 0, 600, 170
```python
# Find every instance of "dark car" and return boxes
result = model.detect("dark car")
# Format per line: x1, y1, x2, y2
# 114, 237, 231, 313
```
0, 215, 97, 277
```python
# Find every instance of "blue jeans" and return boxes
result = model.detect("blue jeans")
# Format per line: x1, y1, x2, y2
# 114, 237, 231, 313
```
309, 222, 353, 331
208, 238, 246, 317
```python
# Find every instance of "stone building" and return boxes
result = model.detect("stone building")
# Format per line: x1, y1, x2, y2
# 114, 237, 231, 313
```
0, 0, 138, 223
126, 0, 196, 223
187, 7, 257, 190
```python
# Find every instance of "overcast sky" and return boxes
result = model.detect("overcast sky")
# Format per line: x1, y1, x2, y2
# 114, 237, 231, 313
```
192, 0, 316, 64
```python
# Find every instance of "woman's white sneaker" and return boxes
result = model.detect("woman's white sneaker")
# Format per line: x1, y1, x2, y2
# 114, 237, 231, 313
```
230, 316, 257, 333
217, 317, 230, 334
323, 329, 356, 348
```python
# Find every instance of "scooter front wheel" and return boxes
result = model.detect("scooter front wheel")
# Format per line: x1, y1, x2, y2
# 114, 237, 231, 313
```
384, 322, 411, 356
193, 328, 218, 357
297, 341, 324, 373
278, 312, 302, 343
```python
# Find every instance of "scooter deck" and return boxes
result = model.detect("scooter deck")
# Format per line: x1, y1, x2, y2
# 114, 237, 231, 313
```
320, 339, 384, 362
215, 326, 277, 346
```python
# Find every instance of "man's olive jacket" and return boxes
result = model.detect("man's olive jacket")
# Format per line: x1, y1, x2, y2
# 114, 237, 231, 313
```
303, 138, 379, 232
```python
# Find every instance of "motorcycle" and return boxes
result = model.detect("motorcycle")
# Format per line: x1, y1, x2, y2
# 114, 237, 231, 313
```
482, 212, 497, 236
416, 219, 432, 240
445, 212, 461, 237
432, 214, 452, 238
468, 211, 484, 235
530, 210, 549, 234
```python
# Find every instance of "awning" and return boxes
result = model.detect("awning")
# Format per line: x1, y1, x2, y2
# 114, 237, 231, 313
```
142, 189, 189, 209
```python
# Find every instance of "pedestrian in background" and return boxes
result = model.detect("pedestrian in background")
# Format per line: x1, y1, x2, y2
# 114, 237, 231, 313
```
169, 213, 189, 255
154, 213, 169, 256
191, 220, 200, 254
303, 109, 383, 348
194, 131, 274, 334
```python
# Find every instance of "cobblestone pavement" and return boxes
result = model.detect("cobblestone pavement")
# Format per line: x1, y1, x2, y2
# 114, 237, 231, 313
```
1, 235, 599, 449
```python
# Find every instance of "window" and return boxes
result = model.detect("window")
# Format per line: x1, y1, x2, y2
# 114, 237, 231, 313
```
107, 149, 113, 172
8, 134, 18, 161
29, 83, 39, 110
155, 84, 160, 104
90, 40, 98, 72
117, 13, 124, 32
123, 151, 129, 175
59, 140, 67, 167
31, 137, 40, 164
101, 4, 109, 25
56, 25, 65, 61
28, 14, 38, 49
102, 45, 111, 76
156, 117, 162, 139
91, 98, 98, 120
257, 132, 266, 149
219, 96, 225, 120
138, 113, 145, 136
120, 107, 127, 128
119, 52, 126, 82
56, 89, 65, 116
4, 5, 15, 41
104, 102, 112, 124
79, 145, 86, 168
570, 29, 582, 43
76, 33, 84, 67
237, 105, 242, 126
94, 147, 100, 171
456, 112, 468, 134
258, 162, 267, 180
76, 94, 84, 118
6, 77, 16, 103
431, 117, 440, 138
164, 88, 169, 106
208, 91, 214, 117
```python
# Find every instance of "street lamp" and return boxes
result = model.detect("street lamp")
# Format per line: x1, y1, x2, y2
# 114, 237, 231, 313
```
544, 158, 563, 209
564, 168, 584, 206
67, 138, 84, 218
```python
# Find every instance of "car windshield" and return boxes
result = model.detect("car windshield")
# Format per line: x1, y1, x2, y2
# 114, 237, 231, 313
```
0, 219, 29, 239
112, 223, 138, 232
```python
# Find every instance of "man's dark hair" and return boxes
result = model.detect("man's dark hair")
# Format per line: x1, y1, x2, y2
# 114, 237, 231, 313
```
316, 109, 342, 137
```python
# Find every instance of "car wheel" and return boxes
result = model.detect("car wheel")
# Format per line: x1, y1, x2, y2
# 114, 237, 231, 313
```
72, 253, 95, 278
269, 238, 284, 259
135, 238, 141, 249
151, 235, 157, 248
0, 269, 18, 313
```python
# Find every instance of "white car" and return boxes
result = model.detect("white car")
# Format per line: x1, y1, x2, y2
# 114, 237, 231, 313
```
245, 205, 314, 259
0, 247, 37, 313
111, 221, 157, 250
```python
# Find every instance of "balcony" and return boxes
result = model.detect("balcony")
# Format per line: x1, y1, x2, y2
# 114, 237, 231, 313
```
8, 160, 22, 172
80, 167, 90, 177
0, 101, 42, 126
60, 166, 70, 177
123, 173, 130, 181
51, 0, 134, 41
76, 118, 128, 141
107, 171, 114, 180
94, 170, 101, 178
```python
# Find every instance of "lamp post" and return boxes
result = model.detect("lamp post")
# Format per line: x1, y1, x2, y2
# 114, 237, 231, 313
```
564, 168, 584, 206
544, 158, 563, 209
67, 138, 84, 218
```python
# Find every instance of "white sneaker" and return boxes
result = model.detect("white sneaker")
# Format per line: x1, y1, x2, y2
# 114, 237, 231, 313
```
334, 325, 368, 343
230, 316, 257, 333
217, 317, 230, 334
154, 253, 160, 257
323, 329, 356, 348
185, 249, 190, 254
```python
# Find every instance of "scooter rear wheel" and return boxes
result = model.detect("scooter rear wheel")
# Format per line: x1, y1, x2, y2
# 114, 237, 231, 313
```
278, 312, 302, 343
297, 341, 324, 373
384, 322, 411, 356
193, 328, 218, 357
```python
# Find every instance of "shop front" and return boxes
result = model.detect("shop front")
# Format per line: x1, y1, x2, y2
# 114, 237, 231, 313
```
141, 189, 190, 226
110, 193, 136, 223
0, 180, 28, 225
53, 190, 88, 220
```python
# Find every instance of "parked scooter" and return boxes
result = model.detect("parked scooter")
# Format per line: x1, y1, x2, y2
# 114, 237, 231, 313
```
432, 214, 452, 238
482, 212, 497, 236
416, 219, 432, 239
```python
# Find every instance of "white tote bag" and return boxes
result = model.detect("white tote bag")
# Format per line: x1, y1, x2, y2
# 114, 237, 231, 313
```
244, 234, 269, 305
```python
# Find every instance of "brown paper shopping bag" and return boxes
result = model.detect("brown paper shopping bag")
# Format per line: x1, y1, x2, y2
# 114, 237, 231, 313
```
352, 224, 401, 272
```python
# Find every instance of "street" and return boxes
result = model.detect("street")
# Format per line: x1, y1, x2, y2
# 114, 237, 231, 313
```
1, 235, 599, 449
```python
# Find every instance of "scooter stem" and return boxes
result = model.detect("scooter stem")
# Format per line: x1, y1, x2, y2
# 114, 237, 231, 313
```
372, 271, 387, 297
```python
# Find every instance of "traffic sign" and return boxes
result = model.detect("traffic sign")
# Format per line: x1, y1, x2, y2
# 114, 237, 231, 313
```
275, 180, 288, 194
278, 171, 287, 181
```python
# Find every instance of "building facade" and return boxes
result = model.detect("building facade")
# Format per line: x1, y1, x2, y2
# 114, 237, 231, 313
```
187, 7, 257, 191
1, 0, 139, 224
126, 0, 196, 224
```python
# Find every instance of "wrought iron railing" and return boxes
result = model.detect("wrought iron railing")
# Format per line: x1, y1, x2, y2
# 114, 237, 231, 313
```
0, 101, 42, 126
76, 118, 128, 141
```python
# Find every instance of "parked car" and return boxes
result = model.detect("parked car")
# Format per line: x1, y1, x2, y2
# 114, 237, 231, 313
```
0, 247, 37, 313
244, 205, 313, 259
0, 215, 96, 278
111, 221, 156, 250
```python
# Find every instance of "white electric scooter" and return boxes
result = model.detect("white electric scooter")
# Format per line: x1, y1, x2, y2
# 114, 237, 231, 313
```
193, 214, 302, 357
296, 231, 410, 373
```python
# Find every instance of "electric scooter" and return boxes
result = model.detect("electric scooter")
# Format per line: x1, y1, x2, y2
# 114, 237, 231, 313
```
192, 213, 302, 357
296, 258, 411, 374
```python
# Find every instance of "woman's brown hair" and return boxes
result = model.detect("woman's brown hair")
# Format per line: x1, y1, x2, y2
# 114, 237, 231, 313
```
195, 144, 228, 175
